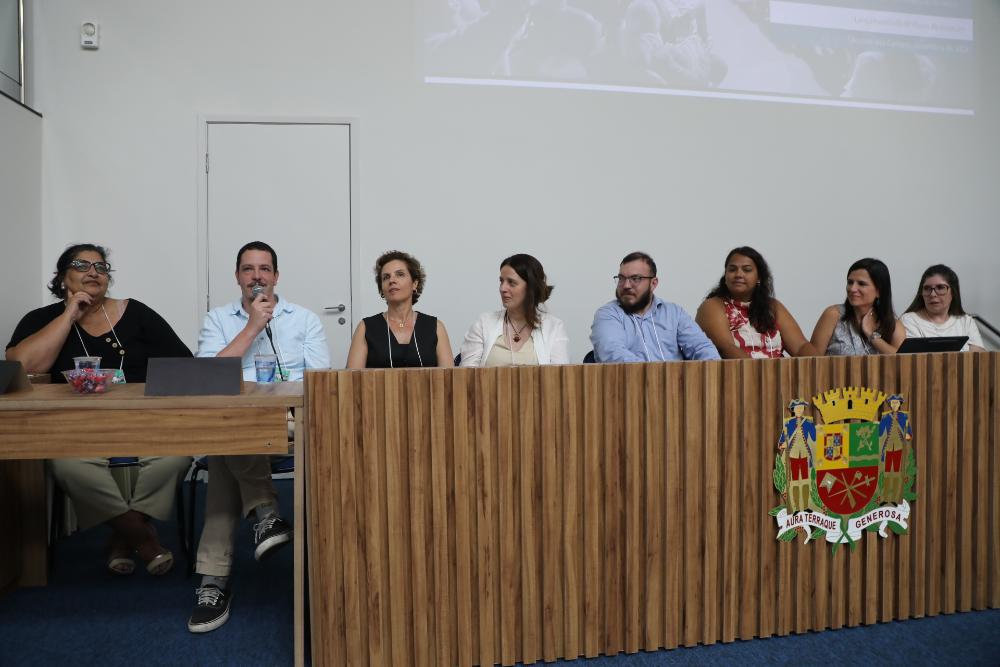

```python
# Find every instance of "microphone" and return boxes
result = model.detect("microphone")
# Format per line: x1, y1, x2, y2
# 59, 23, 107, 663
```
251, 284, 270, 334
250, 283, 285, 380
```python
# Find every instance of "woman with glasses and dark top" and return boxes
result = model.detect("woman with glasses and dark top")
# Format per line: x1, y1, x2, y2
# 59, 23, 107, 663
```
695, 246, 817, 359
459, 253, 569, 367
900, 264, 984, 352
5, 243, 192, 576
346, 250, 455, 369
810, 257, 906, 355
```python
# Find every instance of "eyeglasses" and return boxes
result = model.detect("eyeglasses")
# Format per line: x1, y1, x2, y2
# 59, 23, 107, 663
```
614, 274, 654, 286
68, 259, 113, 275
921, 284, 950, 296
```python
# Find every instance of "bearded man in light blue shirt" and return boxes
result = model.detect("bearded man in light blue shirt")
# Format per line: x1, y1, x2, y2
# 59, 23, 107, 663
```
188, 241, 329, 634
591, 251, 720, 363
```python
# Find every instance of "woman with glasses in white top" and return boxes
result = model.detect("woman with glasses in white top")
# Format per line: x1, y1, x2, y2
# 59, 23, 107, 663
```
900, 264, 985, 352
460, 254, 569, 367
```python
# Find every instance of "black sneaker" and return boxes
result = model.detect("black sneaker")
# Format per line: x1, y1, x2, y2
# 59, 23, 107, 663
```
188, 585, 231, 634
253, 515, 292, 561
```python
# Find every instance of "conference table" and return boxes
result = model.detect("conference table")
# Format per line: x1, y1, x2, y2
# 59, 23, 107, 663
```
303, 352, 999, 666
3, 353, 998, 666
0, 381, 309, 667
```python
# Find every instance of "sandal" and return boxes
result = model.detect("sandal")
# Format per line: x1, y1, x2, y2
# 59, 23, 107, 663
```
145, 550, 174, 576
136, 521, 174, 576
107, 535, 136, 575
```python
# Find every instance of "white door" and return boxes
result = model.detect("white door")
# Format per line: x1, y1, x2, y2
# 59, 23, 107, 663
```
205, 121, 353, 368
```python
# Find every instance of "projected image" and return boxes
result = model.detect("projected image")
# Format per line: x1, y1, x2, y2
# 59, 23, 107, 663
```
423, 0, 975, 114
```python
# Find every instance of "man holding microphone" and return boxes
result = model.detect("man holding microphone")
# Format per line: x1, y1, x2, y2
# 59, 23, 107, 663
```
188, 241, 329, 633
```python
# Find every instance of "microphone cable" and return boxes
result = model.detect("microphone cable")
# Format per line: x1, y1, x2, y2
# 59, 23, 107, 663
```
252, 284, 287, 381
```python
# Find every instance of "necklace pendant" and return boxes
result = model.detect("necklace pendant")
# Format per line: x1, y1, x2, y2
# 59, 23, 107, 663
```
513, 334, 521, 343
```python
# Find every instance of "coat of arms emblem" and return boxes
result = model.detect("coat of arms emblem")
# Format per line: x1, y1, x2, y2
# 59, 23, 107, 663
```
771, 387, 917, 551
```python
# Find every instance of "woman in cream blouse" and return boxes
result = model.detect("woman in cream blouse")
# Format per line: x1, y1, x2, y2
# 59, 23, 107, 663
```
460, 254, 569, 367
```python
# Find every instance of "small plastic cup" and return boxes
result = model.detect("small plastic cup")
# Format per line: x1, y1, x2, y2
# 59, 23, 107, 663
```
255, 354, 278, 383
73, 356, 102, 370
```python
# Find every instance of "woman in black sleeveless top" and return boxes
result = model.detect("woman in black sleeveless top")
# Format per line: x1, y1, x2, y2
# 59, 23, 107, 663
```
346, 251, 455, 369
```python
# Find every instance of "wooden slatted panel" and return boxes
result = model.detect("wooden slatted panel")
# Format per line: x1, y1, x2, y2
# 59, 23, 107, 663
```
958, 353, 974, 612
739, 359, 761, 640
384, 371, 415, 666
475, 368, 501, 666
895, 354, 912, 621
845, 356, 865, 627
360, 371, 391, 667
302, 354, 999, 667
603, 366, 626, 655
496, 367, 519, 666
603, 364, 625, 656
541, 366, 564, 662
409, 370, 436, 665
973, 354, 989, 610
912, 353, 929, 618
306, 371, 347, 667
683, 362, 704, 647
451, 370, 477, 666
863, 355, 880, 627
561, 365, 585, 658
339, 373, 368, 665
582, 365, 603, 658
795, 356, 818, 634
721, 360, 742, 643
519, 366, 542, 664
992, 355, 1000, 609
827, 355, 848, 630
623, 364, 645, 654
763, 359, 786, 637
429, 370, 454, 666
643, 363, 666, 651
943, 354, 959, 615
702, 361, 722, 644
663, 363, 684, 649
786, 358, 809, 635
925, 353, 942, 616
813, 354, 833, 632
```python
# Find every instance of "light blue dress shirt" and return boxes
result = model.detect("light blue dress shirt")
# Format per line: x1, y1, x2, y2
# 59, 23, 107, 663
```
197, 296, 330, 380
590, 295, 720, 362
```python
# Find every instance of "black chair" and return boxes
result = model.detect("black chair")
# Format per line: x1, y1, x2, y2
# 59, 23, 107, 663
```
183, 454, 295, 576
454, 353, 462, 366
583, 350, 596, 363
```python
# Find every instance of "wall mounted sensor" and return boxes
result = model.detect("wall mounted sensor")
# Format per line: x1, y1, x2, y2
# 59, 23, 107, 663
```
81, 22, 100, 49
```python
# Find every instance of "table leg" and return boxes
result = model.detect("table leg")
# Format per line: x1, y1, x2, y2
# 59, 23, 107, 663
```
293, 410, 305, 667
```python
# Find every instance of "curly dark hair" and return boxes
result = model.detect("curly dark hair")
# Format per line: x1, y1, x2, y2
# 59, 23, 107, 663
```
48, 243, 112, 299
842, 258, 896, 340
501, 253, 554, 330
374, 250, 426, 304
905, 264, 966, 316
705, 246, 776, 333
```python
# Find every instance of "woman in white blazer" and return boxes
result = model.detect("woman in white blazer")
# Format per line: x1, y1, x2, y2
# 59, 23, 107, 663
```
460, 254, 570, 366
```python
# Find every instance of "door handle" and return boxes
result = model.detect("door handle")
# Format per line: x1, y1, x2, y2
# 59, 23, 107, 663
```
324, 304, 346, 313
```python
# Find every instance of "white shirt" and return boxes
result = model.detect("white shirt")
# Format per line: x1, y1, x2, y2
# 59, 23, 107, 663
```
197, 296, 331, 380
460, 310, 569, 367
899, 312, 984, 352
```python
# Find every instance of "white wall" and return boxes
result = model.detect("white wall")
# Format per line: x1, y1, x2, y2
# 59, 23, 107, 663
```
0, 94, 42, 348
25, 1, 1000, 359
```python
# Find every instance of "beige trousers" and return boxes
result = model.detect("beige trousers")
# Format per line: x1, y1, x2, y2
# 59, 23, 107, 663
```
50, 457, 192, 530
195, 455, 277, 577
